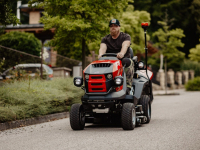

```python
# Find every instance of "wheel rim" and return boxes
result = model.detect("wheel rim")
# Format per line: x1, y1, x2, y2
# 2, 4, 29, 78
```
80, 110, 85, 125
132, 109, 136, 126
147, 103, 151, 119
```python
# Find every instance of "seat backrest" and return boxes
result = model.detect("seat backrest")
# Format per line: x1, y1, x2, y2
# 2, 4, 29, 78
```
129, 47, 134, 59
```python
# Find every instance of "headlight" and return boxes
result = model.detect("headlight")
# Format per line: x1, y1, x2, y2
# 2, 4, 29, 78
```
85, 74, 89, 80
115, 78, 122, 85
114, 76, 123, 86
74, 77, 83, 87
138, 62, 144, 69
75, 79, 81, 85
107, 74, 112, 79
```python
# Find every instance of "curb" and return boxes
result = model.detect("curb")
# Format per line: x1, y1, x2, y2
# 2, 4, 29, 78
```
154, 93, 180, 96
0, 112, 69, 131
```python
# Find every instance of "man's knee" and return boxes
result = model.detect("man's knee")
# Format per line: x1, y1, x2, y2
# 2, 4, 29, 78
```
125, 59, 134, 75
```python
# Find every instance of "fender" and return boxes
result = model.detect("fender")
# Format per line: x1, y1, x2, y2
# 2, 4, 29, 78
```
132, 75, 149, 100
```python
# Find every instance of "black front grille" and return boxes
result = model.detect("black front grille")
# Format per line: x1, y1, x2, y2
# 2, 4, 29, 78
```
92, 88, 103, 90
92, 63, 111, 68
91, 76, 102, 79
91, 83, 102, 85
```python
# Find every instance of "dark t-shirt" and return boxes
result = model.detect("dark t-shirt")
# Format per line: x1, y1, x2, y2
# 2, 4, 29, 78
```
101, 32, 131, 58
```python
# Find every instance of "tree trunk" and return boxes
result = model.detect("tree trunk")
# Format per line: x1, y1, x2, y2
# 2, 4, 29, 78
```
82, 38, 86, 76
160, 53, 163, 70
165, 57, 167, 94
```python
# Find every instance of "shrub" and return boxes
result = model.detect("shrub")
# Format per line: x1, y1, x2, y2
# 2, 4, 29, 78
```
0, 107, 16, 122
181, 60, 200, 77
185, 77, 200, 91
0, 77, 84, 123
0, 31, 42, 72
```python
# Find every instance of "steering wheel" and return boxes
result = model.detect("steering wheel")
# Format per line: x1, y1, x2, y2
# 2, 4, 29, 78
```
101, 53, 117, 57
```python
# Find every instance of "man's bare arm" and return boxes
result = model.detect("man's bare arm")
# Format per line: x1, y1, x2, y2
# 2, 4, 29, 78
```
98, 43, 107, 59
117, 41, 131, 59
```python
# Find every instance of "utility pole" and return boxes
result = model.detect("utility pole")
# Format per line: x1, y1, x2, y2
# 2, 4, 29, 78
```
41, 41, 44, 79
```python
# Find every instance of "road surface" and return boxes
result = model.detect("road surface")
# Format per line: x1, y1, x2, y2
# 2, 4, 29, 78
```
1, 89, 200, 150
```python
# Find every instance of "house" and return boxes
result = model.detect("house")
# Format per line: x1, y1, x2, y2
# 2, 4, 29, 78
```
4, 1, 57, 66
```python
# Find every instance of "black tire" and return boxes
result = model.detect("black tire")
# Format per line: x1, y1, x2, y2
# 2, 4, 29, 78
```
70, 104, 85, 130
121, 103, 136, 130
140, 95, 151, 123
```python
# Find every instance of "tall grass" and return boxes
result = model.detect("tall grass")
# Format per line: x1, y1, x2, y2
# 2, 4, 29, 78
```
0, 78, 84, 123
181, 60, 200, 77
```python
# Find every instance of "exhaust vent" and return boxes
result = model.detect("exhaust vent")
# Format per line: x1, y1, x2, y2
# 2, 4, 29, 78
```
92, 63, 111, 68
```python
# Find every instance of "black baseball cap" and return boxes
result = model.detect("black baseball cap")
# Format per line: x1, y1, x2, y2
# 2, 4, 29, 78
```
109, 19, 120, 27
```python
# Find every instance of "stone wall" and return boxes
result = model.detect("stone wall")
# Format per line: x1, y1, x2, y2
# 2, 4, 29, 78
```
154, 69, 195, 90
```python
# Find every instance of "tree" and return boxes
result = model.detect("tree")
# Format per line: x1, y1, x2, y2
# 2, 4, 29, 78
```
0, 31, 42, 72
189, 43, 200, 62
0, 0, 20, 28
29, 0, 133, 69
133, 0, 200, 58
0, 31, 41, 56
150, 20, 185, 71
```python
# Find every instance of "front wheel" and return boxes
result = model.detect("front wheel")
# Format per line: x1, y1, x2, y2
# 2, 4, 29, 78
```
70, 104, 85, 130
121, 103, 136, 130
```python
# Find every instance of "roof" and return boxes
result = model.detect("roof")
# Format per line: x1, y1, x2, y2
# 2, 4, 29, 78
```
19, 3, 42, 9
16, 64, 48, 67
19, 3, 44, 13
4, 24, 44, 29
52, 67, 72, 71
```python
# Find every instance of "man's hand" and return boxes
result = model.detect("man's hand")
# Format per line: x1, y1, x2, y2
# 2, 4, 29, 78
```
117, 52, 124, 59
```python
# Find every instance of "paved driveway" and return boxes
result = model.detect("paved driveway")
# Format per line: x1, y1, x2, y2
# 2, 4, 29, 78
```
1, 89, 200, 150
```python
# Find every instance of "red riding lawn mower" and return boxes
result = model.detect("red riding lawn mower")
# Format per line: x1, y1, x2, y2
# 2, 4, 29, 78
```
70, 23, 153, 130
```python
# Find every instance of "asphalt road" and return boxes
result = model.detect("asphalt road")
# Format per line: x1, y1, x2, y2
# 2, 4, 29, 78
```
1, 90, 200, 150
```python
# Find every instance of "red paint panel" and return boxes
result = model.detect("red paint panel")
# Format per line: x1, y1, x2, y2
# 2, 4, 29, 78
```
115, 85, 123, 92
112, 60, 123, 79
112, 60, 123, 92
88, 74, 107, 92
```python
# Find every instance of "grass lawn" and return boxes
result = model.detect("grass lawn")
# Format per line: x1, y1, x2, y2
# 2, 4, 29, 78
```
0, 78, 83, 123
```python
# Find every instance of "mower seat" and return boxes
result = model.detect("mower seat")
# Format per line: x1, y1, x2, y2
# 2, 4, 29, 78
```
129, 47, 134, 59
129, 47, 138, 62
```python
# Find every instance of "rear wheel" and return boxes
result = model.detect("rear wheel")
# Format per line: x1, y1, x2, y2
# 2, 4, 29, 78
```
140, 95, 151, 123
70, 104, 85, 130
121, 103, 136, 130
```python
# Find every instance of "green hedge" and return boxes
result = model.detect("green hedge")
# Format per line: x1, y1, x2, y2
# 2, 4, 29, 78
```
0, 78, 84, 123
185, 77, 200, 91
181, 60, 200, 77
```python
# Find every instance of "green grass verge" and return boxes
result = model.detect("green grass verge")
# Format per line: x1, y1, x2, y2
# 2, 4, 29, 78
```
185, 77, 200, 91
0, 78, 84, 123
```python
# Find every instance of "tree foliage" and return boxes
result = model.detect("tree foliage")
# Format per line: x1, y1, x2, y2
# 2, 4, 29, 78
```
0, 31, 42, 72
189, 43, 200, 62
153, 25, 185, 59
0, 0, 20, 26
0, 31, 41, 56
29, 0, 133, 68
133, 0, 200, 58
149, 20, 185, 71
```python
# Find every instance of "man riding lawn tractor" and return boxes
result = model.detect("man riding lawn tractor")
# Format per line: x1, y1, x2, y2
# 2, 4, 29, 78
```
99, 19, 134, 95
70, 19, 154, 130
